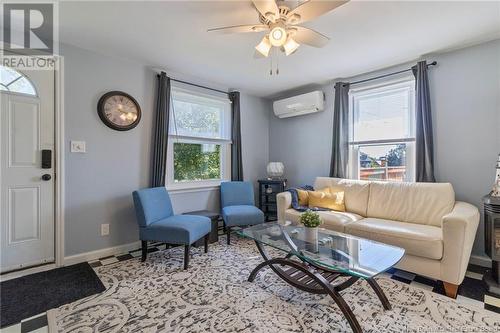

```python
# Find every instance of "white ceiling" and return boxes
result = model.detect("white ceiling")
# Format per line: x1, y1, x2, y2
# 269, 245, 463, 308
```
57, 1, 500, 97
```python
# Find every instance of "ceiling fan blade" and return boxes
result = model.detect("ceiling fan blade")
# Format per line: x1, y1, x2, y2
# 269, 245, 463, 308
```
292, 26, 329, 48
252, 0, 280, 22
254, 50, 267, 59
207, 24, 268, 34
287, 0, 349, 25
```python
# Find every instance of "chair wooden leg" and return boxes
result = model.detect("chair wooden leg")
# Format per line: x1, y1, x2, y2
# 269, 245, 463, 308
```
141, 240, 147, 262
184, 245, 190, 270
227, 226, 231, 245
443, 281, 459, 298
204, 234, 209, 253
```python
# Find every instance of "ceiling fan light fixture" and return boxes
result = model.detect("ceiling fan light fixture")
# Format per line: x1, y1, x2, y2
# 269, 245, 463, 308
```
283, 37, 300, 56
255, 36, 272, 57
269, 26, 287, 47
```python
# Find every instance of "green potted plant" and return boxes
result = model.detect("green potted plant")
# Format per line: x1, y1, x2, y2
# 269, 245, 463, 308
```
300, 210, 322, 252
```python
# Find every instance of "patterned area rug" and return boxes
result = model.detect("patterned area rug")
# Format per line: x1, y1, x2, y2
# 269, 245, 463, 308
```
48, 237, 500, 332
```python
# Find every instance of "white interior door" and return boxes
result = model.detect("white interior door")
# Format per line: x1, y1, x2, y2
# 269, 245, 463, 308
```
1, 67, 55, 273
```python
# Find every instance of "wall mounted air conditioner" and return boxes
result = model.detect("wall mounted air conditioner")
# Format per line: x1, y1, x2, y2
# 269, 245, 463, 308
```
273, 90, 325, 119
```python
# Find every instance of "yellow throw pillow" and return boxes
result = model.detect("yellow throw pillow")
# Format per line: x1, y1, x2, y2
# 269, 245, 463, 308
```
296, 189, 309, 206
308, 187, 345, 212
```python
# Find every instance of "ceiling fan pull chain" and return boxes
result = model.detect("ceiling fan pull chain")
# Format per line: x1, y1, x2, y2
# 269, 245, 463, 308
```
276, 49, 280, 75
270, 50, 273, 75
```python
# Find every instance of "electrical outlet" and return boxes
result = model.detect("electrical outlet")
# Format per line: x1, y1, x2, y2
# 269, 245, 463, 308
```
101, 224, 109, 236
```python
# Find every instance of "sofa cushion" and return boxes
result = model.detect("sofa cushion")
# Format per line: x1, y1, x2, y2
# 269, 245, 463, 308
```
140, 215, 210, 244
367, 182, 455, 226
285, 209, 363, 232
314, 177, 370, 216
308, 188, 345, 211
296, 189, 309, 206
222, 205, 264, 227
345, 218, 443, 260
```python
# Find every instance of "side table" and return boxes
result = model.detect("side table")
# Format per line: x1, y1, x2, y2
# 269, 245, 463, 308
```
183, 210, 220, 247
258, 179, 287, 222
483, 194, 500, 295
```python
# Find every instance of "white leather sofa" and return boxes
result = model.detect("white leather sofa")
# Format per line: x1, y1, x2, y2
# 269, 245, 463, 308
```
277, 177, 480, 298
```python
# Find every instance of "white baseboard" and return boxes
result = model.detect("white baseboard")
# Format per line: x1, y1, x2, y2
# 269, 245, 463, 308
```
64, 241, 142, 266
469, 254, 492, 268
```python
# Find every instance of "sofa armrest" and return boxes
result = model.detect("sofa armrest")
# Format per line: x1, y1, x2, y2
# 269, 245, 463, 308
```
440, 201, 480, 285
277, 191, 292, 222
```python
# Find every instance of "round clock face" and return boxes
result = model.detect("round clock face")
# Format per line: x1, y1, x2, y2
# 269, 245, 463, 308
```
97, 91, 141, 131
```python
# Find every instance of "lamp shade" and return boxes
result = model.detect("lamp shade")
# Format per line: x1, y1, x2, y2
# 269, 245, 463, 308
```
267, 162, 285, 178
255, 36, 272, 57
283, 37, 300, 56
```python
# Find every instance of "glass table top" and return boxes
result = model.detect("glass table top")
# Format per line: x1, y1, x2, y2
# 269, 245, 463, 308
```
238, 222, 405, 279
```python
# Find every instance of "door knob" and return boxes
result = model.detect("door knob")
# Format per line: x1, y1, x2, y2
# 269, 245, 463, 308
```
41, 174, 52, 181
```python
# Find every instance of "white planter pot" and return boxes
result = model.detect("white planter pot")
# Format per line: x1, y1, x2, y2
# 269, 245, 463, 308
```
304, 227, 319, 253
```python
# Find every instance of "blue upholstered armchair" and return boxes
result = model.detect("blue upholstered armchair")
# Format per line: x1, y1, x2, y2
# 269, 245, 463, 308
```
220, 181, 264, 245
132, 187, 211, 269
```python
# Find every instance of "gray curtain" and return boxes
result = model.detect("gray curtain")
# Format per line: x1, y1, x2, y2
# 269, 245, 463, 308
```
412, 61, 436, 182
151, 72, 171, 187
229, 91, 243, 181
330, 82, 350, 178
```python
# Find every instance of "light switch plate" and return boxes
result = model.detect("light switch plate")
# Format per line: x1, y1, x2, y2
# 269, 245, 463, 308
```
71, 141, 86, 153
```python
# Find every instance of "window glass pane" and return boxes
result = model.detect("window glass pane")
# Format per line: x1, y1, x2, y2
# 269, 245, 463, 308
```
170, 91, 228, 139
0, 66, 21, 86
0, 66, 37, 96
173, 142, 221, 182
359, 144, 407, 182
353, 88, 412, 142
8, 77, 36, 95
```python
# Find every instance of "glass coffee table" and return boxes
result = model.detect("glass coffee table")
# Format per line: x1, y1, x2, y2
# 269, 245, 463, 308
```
238, 222, 405, 333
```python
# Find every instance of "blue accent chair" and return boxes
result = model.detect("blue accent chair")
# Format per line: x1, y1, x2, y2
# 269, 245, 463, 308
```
220, 181, 264, 245
132, 187, 211, 269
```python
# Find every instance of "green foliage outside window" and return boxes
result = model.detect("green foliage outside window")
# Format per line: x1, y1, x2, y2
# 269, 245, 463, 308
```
174, 142, 221, 181
386, 144, 406, 166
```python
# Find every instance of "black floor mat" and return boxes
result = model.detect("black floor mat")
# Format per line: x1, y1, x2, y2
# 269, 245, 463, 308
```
1, 262, 105, 328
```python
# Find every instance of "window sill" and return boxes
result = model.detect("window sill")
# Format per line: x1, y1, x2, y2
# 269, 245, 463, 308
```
166, 181, 224, 194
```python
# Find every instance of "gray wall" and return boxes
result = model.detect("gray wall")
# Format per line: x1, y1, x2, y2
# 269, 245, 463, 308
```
240, 94, 271, 198
62, 44, 270, 256
62, 44, 152, 256
268, 39, 500, 257
430, 40, 500, 256
269, 84, 334, 188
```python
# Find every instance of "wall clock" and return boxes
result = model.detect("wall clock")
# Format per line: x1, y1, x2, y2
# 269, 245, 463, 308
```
97, 91, 141, 131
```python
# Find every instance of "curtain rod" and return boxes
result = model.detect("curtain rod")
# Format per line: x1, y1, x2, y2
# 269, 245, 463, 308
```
344, 61, 437, 87
155, 71, 230, 95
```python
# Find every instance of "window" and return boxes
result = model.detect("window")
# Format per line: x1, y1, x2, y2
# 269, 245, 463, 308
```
166, 87, 231, 190
348, 78, 415, 182
0, 65, 37, 96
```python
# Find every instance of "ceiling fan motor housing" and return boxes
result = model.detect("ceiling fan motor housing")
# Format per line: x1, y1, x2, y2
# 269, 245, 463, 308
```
269, 23, 287, 47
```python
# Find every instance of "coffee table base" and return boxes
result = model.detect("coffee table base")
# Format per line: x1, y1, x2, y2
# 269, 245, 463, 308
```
248, 240, 391, 333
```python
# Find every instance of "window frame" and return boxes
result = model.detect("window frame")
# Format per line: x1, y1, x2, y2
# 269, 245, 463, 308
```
348, 77, 416, 182
166, 86, 232, 191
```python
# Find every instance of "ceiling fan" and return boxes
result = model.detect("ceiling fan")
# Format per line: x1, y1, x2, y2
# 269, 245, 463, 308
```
208, 0, 349, 58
